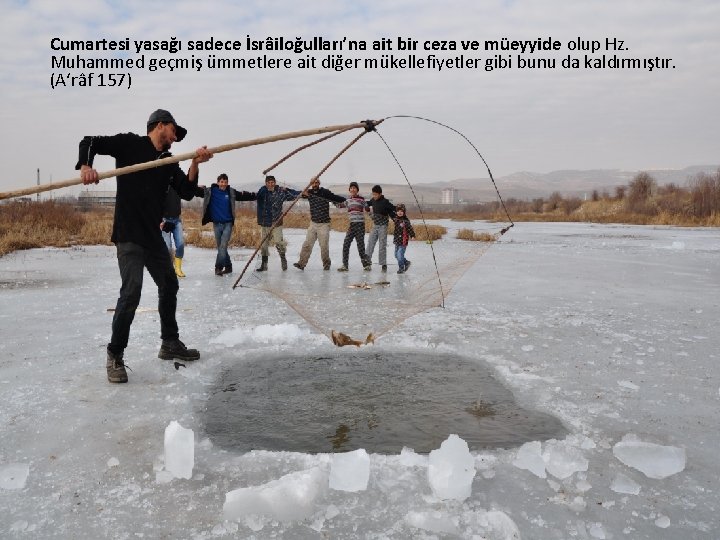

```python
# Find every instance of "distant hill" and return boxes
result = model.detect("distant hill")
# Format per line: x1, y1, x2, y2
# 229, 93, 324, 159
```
150, 165, 720, 206
320, 165, 719, 204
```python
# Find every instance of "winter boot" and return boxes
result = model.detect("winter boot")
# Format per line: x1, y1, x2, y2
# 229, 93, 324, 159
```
404, 260, 411, 272
215, 267, 224, 276
174, 257, 186, 278
279, 250, 288, 271
293, 262, 304, 270
158, 339, 200, 361
257, 256, 268, 272
107, 349, 128, 383
222, 263, 233, 275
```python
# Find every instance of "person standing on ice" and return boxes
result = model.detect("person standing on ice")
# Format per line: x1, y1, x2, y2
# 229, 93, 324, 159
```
392, 203, 415, 274
365, 184, 396, 272
255, 175, 301, 272
196, 173, 257, 276
78, 109, 213, 384
337, 181, 372, 272
161, 186, 188, 278
293, 176, 346, 271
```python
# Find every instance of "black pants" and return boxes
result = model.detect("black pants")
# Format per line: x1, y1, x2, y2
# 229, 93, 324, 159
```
342, 222, 369, 267
108, 242, 180, 354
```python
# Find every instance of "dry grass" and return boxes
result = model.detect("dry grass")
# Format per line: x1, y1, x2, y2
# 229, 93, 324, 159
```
183, 209, 262, 249
2, 194, 717, 259
409, 223, 447, 241
0, 201, 112, 257
456, 228, 496, 242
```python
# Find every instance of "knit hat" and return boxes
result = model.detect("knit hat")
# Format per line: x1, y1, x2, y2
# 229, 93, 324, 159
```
349, 181, 359, 190
396, 203, 406, 212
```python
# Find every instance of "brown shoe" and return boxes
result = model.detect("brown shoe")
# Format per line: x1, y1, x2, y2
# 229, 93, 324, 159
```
106, 350, 128, 383
158, 339, 200, 361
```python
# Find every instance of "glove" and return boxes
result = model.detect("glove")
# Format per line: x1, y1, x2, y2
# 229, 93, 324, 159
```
162, 221, 176, 233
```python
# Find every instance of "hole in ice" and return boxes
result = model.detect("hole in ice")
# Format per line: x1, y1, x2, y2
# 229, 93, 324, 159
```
203, 351, 567, 454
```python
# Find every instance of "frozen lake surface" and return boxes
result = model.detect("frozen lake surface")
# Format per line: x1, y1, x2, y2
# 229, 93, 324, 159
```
0, 221, 718, 538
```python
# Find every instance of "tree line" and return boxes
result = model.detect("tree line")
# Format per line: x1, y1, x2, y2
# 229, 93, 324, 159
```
463, 169, 720, 225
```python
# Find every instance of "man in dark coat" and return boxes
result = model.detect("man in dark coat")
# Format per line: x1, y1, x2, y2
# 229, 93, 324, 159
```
366, 184, 396, 272
78, 109, 213, 383
255, 175, 301, 271
293, 177, 346, 270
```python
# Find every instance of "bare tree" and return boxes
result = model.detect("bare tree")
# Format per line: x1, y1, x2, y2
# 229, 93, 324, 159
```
627, 172, 657, 214
689, 170, 720, 217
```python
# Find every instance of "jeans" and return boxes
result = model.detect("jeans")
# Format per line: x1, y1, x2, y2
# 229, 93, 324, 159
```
297, 222, 331, 268
395, 244, 408, 270
366, 223, 388, 265
108, 242, 179, 354
161, 217, 184, 258
342, 222, 369, 267
213, 222, 233, 269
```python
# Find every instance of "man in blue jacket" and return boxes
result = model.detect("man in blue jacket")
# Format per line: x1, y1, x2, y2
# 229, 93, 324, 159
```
256, 175, 301, 271
196, 173, 256, 276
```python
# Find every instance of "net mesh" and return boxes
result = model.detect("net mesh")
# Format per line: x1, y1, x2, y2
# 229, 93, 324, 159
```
230, 117, 511, 344
235, 208, 497, 344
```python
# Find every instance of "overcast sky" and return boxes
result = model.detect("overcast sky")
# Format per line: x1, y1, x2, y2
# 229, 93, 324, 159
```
1, 0, 718, 196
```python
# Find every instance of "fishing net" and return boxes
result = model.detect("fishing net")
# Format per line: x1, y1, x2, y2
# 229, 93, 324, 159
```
230, 116, 512, 345
235, 210, 500, 344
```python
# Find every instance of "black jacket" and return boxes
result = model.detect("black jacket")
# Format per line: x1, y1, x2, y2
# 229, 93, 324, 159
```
163, 186, 182, 219
305, 187, 346, 223
392, 216, 415, 246
76, 132, 198, 247
367, 195, 396, 226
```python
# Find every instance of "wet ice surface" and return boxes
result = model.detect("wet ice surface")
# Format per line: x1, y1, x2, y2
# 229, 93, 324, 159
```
0, 222, 718, 539
204, 351, 566, 454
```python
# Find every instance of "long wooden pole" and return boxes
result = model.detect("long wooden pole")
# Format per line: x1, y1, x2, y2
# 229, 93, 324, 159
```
0, 120, 382, 201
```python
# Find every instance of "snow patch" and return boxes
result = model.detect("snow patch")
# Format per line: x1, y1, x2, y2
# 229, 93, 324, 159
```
210, 323, 315, 346
613, 435, 686, 479
513, 441, 546, 478
223, 466, 325, 523
329, 449, 370, 492
405, 510, 460, 535
0, 463, 29, 490
543, 440, 588, 480
164, 421, 194, 480
428, 434, 476, 500
610, 472, 641, 495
